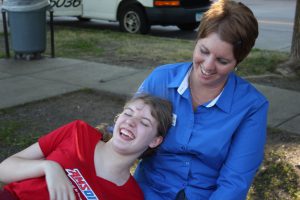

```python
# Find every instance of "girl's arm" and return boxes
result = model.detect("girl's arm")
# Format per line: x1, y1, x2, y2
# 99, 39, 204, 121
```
0, 142, 75, 200
0, 142, 46, 183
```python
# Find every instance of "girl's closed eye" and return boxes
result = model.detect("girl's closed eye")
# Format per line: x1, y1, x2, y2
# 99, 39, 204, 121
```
200, 48, 209, 55
123, 108, 133, 116
141, 120, 150, 127
124, 112, 132, 116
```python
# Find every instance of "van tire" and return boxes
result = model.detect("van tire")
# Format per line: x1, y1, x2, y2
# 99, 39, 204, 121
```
119, 5, 150, 34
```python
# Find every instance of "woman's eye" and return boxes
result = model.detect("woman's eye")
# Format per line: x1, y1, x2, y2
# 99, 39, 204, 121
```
218, 59, 229, 65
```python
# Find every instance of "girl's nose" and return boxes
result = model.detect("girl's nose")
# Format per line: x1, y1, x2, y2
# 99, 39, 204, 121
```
126, 118, 137, 127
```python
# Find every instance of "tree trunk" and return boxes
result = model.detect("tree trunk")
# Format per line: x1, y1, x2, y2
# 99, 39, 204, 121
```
291, 0, 300, 60
277, 0, 300, 76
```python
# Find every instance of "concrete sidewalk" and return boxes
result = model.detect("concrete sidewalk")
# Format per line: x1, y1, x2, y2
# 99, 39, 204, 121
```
1, 57, 300, 135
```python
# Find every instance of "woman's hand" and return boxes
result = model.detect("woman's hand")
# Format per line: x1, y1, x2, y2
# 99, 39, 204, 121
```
44, 161, 76, 200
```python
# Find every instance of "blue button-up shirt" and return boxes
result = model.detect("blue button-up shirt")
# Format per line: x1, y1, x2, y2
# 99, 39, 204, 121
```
134, 62, 269, 200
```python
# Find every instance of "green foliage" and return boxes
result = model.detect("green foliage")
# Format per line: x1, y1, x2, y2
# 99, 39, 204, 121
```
0, 108, 15, 115
52, 28, 104, 57
248, 151, 300, 200
115, 35, 193, 63
0, 121, 20, 143
238, 49, 289, 76
45, 27, 290, 76
0, 120, 37, 148
1, 27, 299, 197
47, 27, 194, 65
0, 26, 292, 75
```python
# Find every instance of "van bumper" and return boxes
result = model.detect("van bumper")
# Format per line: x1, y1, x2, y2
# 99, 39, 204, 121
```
145, 5, 211, 25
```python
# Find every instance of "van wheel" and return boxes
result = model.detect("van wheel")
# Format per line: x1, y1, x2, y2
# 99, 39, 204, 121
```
119, 5, 150, 34
177, 23, 199, 31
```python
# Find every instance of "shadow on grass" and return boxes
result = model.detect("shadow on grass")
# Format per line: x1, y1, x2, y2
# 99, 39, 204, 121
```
0, 91, 299, 199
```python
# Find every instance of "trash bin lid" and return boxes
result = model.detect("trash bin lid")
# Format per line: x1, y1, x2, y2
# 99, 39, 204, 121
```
2, 0, 50, 12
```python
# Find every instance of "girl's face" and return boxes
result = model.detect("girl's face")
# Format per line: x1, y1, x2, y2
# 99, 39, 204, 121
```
112, 99, 162, 156
192, 32, 237, 89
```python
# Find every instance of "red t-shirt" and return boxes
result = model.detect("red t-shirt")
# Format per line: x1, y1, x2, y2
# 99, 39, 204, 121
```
5, 120, 144, 200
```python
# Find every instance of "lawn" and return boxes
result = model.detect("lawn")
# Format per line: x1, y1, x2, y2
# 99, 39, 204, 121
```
0, 26, 299, 199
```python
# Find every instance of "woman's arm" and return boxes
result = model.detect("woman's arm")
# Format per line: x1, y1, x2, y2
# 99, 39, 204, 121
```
210, 101, 269, 200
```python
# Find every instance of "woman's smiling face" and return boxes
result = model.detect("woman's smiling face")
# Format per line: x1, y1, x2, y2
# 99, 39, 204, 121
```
192, 32, 237, 89
112, 99, 162, 156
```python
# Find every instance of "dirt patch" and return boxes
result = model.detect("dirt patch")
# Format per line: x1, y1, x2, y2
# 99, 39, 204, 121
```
0, 90, 126, 161
0, 77, 299, 199
245, 74, 300, 92
1, 88, 299, 168
265, 129, 300, 175
1, 35, 300, 197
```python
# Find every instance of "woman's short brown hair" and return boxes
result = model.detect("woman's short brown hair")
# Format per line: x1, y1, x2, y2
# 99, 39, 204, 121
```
197, 0, 258, 63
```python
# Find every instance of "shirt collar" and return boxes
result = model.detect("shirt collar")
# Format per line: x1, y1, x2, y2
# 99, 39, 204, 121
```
168, 63, 236, 112
176, 67, 223, 108
168, 63, 193, 89
206, 90, 223, 108
177, 67, 192, 95
215, 72, 236, 113
172, 64, 222, 108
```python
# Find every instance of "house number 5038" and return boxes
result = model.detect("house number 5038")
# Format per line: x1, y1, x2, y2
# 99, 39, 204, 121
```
50, 0, 82, 8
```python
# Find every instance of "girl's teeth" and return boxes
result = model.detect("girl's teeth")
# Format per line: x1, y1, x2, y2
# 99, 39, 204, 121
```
121, 129, 135, 139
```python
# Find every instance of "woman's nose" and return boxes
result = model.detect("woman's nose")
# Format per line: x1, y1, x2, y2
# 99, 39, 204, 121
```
203, 56, 215, 71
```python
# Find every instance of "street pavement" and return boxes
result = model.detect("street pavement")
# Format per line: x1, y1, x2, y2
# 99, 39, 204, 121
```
0, 57, 300, 135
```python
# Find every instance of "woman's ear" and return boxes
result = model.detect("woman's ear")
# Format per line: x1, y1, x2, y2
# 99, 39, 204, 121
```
149, 136, 163, 148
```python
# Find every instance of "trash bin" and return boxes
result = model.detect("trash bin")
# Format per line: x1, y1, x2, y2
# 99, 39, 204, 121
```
2, 0, 50, 59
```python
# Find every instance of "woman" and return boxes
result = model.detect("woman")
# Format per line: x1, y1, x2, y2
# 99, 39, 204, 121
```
134, 1, 269, 199
0, 94, 173, 200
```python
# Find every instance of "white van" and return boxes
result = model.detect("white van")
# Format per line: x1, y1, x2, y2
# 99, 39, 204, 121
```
50, 0, 212, 34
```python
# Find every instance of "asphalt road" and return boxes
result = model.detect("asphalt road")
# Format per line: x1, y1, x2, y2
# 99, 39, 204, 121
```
239, 0, 296, 52
152, 0, 296, 52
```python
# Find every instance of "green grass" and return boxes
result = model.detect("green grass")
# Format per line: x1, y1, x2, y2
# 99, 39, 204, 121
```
0, 121, 20, 143
248, 151, 300, 200
46, 27, 290, 75
53, 28, 104, 57
238, 49, 290, 76
0, 111, 300, 200
115, 34, 194, 63
0, 27, 299, 198
46, 27, 194, 64
0, 120, 38, 150
0, 26, 291, 76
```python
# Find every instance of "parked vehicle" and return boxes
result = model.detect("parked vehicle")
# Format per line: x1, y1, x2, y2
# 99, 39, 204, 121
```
50, 0, 212, 34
